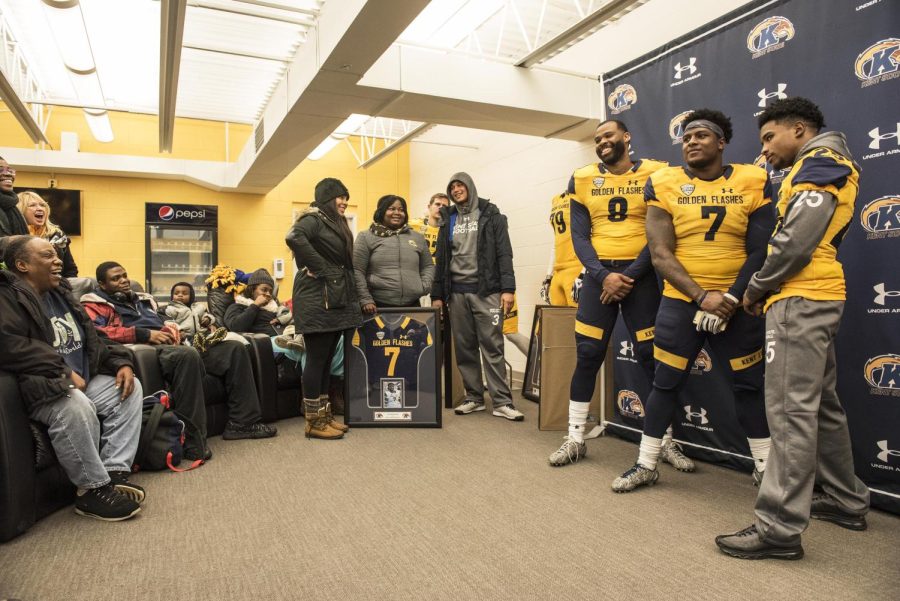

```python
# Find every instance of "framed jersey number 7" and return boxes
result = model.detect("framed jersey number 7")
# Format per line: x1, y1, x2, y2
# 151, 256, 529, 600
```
384, 347, 400, 376
701, 206, 726, 241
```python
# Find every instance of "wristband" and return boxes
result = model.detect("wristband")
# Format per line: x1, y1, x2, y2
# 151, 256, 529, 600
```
695, 291, 708, 307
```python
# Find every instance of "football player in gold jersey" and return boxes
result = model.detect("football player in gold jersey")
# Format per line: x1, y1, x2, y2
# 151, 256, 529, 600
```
410, 193, 449, 262
549, 120, 690, 468
717, 98, 868, 561
540, 191, 581, 307
612, 109, 774, 492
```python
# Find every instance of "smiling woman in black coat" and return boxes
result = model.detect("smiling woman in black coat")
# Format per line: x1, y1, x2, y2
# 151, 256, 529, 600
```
285, 177, 361, 439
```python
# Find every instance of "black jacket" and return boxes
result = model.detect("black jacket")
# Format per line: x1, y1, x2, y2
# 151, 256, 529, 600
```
431, 197, 515, 300
0, 271, 133, 413
285, 207, 362, 334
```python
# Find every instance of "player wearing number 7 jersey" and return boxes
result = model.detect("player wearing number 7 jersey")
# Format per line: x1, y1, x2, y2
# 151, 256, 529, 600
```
548, 120, 677, 468
611, 109, 775, 493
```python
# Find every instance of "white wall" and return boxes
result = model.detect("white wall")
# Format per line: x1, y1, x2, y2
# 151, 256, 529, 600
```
409, 126, 595, 372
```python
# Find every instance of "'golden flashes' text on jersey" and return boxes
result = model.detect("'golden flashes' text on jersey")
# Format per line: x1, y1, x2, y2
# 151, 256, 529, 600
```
569, 159, 668, 260
646, 164, 772, 302
548, 192, 580, 270
766, 147, 859, 308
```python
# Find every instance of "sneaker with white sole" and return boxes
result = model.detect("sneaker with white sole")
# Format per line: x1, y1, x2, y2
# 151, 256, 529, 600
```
661, 441, 695, 472
612, 463, 659, 492
492, 404, 524, 421
455, 401, 486, 415
549, 437, 586, 466
74, 483, 141, 521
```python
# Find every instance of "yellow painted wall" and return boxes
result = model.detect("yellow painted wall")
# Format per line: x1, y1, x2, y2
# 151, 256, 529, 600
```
5, 107, 410, 300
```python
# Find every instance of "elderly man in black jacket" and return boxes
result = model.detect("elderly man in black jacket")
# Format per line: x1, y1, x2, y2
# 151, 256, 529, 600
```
431, 172, 523, 421
0, 236, 145, 521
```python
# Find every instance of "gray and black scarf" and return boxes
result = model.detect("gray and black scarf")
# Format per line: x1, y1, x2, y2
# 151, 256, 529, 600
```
0, 189, 28, 237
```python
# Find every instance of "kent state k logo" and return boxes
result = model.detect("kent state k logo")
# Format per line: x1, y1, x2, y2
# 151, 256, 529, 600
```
859, 196, 900, 238
669, 111, 692, 145
746, 16, 795, 57
864, 354, 900, 389
855, 38, 900, 87
607, 84, 637, 115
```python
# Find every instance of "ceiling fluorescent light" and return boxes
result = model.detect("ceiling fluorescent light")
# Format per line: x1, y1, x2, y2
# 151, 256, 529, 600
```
68, 69, 105, 107
334, 113, 370, 137
41, 0, 95, 72
307, 136, 340, 161
84, 109, 114, 143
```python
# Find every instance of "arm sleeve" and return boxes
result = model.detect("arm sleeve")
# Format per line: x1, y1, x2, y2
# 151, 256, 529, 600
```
417, 234, 435, 294
570, 198, 610, 285
224, 302, 259, 332
746, 190, 837, 303
82, 302, 144, 343
61, 245, 78, 278
96, 340, 135, 377
0, 303, 69, 380
352, 233, 375, 306
285, 217, 328, 275
495, 214, 516, 293
729, 202, 776, 298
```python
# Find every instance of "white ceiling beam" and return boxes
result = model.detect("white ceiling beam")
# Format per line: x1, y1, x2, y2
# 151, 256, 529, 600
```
514, 0, 643, 68
0, 69, 49, 145
159, 0, 187, 152
233, 0, 319, 17
358, 122, 433, 169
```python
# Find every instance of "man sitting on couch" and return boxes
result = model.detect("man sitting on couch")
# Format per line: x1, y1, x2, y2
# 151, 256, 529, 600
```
0, 236, 145, 521
81, 261, 276, 450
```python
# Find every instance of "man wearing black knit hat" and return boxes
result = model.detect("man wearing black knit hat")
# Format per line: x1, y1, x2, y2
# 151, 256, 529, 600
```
431, 172, 523, 421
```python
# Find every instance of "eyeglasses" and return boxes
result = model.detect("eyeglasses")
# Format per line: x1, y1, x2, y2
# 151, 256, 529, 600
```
0, 166, 15, 177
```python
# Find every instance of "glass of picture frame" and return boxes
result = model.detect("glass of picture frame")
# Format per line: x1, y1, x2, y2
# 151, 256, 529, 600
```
344, 307, 442, 427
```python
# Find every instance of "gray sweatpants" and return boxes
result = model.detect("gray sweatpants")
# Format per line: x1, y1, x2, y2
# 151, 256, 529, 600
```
448, 292, 512, 408
754, 297, 869, 544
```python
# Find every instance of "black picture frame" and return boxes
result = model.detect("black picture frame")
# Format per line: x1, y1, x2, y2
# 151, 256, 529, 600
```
344, 307, 442, 427
522, 306, 546, 402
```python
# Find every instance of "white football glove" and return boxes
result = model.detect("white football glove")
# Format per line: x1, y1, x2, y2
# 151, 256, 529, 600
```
571, 269, 586, 304
539, 276, 551, 304
693, 310, 728, 334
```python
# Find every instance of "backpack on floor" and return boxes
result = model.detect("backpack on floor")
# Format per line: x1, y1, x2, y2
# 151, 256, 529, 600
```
133, 390, 202, 472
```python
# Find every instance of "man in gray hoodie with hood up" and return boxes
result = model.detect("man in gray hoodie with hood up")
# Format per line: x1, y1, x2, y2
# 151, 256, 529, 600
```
431, 172, 523, 421
717, 97, 870, 561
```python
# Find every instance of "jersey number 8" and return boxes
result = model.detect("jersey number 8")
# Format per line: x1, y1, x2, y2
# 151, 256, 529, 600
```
608, 197, 628, 222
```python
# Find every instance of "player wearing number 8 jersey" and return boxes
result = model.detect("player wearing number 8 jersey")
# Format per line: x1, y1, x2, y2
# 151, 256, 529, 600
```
611, 109, 775, 492
549, 120, 683, 468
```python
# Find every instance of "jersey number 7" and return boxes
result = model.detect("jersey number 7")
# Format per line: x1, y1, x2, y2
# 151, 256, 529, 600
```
701, 206, 726, 241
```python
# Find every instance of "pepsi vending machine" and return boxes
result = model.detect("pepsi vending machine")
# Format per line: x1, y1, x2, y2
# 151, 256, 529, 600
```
145, 203, 218, 302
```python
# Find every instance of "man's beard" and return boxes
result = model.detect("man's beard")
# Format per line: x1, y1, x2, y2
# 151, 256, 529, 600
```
598, 140, 626, 166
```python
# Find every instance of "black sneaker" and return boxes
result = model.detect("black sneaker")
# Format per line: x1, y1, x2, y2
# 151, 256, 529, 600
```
810, 494, 868, 531
74, 483, 141, 521
715, 524, 803, 560
222, 420, 278, 440
108, 471, 146, 504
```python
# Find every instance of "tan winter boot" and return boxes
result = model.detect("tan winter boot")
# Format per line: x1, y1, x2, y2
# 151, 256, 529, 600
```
303, 398, 344, 439
321, 395, 349, 433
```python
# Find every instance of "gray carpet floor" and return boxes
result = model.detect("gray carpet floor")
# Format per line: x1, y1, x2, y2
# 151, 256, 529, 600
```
1, 397, 898, 601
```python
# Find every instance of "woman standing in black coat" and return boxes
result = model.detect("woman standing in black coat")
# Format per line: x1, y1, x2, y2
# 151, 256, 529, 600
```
285, 178, 362, 439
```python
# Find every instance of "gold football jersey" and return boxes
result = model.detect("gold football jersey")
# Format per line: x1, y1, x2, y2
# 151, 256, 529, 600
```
646, 164, 771, 302
548, 192, 580, 270
409, 218, 440, 262
570, 159, 667, 260
765, 147, 859, 309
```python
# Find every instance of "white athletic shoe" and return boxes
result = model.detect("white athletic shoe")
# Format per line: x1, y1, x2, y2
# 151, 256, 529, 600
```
612, 464, 659, 493
549, 437, 586, 466
454, 401, 486, 415
660, 441, 696, 472
492, 404, 524, 421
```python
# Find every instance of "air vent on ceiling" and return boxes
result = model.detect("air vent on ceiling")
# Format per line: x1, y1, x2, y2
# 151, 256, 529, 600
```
254, 120, 265, 153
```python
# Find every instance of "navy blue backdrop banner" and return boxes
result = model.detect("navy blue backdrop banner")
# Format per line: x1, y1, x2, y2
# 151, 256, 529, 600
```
603, 0, 899, 513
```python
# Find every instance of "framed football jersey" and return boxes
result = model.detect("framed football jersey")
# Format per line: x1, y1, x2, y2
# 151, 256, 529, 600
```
345, 307, 442, 427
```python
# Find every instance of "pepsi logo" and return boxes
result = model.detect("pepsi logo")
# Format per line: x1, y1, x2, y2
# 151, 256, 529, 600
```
158, 205, 175, 221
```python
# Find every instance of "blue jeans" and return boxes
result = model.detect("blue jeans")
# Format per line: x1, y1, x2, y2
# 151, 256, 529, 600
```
29, 374, 143, 489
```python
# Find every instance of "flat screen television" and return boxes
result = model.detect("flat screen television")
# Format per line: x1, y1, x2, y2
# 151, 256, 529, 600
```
19, 187, 82, 236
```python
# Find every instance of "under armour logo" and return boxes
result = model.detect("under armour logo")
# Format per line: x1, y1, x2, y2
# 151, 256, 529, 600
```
674, 57, 697, 79
757, 83, 788, 107
684, 405, 709, 425
721, 187, 734, 194
619, 341, 634, 357
869, 123, 900, 150
874, 283, 900, 305
877, 440, 900, 463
